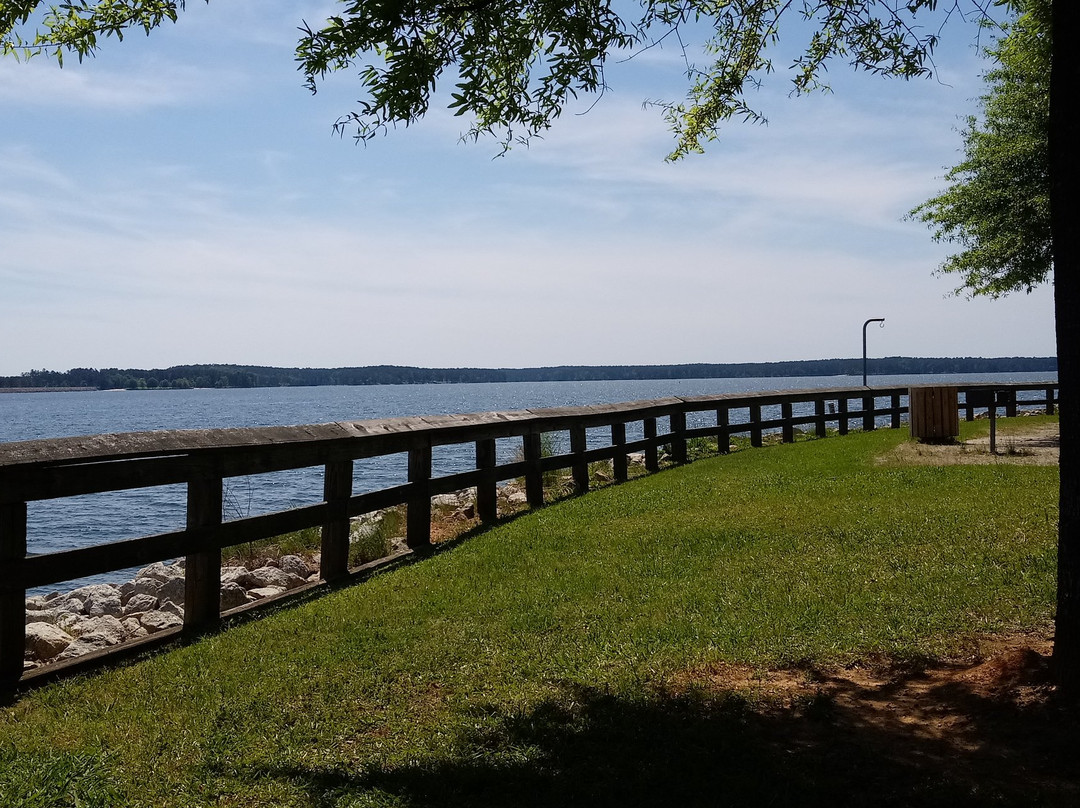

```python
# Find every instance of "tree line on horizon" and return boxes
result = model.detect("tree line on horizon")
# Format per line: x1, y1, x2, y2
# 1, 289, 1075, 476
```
0, 357, 1058, 391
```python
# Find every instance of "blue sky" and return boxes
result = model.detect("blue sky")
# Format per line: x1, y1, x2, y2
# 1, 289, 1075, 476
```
0, 1, 1057, 375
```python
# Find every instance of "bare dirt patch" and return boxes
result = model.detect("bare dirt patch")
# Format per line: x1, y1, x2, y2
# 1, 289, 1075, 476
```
881, 421, 1060, 466
666, 627, 1078, 804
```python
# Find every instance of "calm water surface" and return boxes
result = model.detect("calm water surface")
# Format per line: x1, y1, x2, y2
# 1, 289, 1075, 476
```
1, 373, 1055, 590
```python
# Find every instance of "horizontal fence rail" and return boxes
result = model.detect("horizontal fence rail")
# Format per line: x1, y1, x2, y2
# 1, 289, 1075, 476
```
0, 382, 1058, 686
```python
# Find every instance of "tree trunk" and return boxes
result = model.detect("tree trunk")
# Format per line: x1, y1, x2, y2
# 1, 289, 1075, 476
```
1050, 0, 1080, 694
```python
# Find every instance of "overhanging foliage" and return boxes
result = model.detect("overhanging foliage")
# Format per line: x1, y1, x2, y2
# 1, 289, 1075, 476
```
4, 1, 971, 158
910, 0, 1051, 298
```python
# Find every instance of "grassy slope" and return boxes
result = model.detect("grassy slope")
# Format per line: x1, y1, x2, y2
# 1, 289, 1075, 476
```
0, 421, 1060, 807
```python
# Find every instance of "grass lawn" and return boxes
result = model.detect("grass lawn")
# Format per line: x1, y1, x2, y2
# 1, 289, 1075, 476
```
0, 419, 1065, 807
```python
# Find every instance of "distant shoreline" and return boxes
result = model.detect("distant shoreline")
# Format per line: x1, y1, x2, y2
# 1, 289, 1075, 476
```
0, 357, 1058, 392
0, 387, 97, 394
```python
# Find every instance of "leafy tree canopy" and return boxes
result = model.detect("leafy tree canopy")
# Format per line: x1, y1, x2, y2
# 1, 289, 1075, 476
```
0, 1, 187, 61
910, 0, 1051, 298
3, 1, 975, 159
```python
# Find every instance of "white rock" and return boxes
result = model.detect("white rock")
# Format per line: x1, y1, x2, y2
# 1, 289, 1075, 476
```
130, 578, 164, 599
285, 572, 307, 589
432, 493, 464, 508
247, 586, 286, 600
219, 582, 249, 612
63, 583, 120, 613
71, 615, 126, 645
123, 593, 159, 615
157, 577, 185, 605
118, 581, 136, 603
51, 596, 86, 616
67, 583, 119, 602
24, 608, 57, 625
352, 510, 381, 525
121, 618, 148, 639
24, 622, 72, 661
55, 587, 117, 615
136, 561, 185, 583
84, 588, 123, 618
279, 555, 311, 579
24, 595, 49, 610
158, 600, 184, 619
136, 561, 184, 578
139, 610, 183, 633
57, 613, 84, 634
220, 566, 250, 585
56, 639, 110, 661
236, 566, 294, 591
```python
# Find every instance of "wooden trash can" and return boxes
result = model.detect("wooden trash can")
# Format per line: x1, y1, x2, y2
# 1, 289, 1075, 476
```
909, 386, 959, 441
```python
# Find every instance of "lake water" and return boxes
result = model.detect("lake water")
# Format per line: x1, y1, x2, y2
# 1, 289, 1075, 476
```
0, 372, 1056, 591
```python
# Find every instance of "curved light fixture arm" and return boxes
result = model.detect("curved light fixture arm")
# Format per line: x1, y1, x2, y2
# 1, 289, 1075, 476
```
862, 318, 886, 386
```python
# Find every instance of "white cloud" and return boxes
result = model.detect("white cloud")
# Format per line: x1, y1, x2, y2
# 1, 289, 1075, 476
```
0, 57, 235, 109
0, 175, 1056, 374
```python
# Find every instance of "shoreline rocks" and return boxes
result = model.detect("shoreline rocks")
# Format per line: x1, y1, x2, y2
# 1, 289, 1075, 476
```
20, 479, 621, 670
23, 552, 322, 669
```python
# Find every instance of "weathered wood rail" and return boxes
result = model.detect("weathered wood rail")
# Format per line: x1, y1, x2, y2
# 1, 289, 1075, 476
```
0, 381, 1057, 686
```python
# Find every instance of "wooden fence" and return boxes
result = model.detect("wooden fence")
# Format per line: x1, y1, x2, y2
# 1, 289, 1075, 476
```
0, 381, 1058, 686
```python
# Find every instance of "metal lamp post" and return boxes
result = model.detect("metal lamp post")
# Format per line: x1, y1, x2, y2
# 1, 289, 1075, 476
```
862, 318, 885, 386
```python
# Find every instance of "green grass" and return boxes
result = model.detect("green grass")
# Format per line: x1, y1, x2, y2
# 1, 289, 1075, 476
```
223, 526, 324, 568
223, 516, 395, 571
0, 421, 1060, 806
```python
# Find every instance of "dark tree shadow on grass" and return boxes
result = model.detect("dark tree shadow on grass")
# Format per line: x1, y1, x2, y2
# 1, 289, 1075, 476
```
239, 660, 1080, 808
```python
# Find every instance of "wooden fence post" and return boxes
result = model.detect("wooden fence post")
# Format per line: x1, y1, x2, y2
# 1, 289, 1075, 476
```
1005, 390, 1018, 418
1047, 387, 1056, 415
321, 459, 353, 582
611, 423, 628, 482
781, 402, 794, 443
862, 395, 875, 431
475, 438, 498, 523
670, 412, 688, 464
716, 407, 730, 453
571, 426, 589, 495
185, 473, 222, 633
814, 399, 827, 438
891, 394, 902, 429
750, 404, 763, 448
0, 501, 27, 688
838, 398, 849, 436
643, 418, 659, 472
407, 443, 432, 548
523, 433, 544, 508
